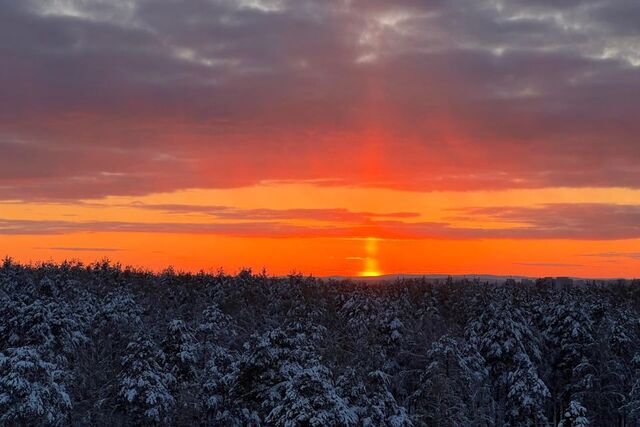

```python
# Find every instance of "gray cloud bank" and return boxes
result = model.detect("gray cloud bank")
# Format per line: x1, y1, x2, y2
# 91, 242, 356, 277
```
1, 0, 640, 200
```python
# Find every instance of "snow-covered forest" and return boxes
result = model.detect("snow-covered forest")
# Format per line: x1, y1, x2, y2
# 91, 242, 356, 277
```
1, 259, 639, 426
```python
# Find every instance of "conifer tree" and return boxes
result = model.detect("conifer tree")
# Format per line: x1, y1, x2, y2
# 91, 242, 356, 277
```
0, 346, 72, 426
118, 334, 175, 424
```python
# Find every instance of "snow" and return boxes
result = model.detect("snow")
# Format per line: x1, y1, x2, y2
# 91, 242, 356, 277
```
2, 261, 640, 425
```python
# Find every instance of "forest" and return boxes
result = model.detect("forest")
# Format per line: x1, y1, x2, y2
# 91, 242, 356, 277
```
1, 258, 639, 426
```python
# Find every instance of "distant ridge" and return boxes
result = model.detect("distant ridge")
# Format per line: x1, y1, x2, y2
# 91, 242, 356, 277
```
320, 273, 632, 283
322, 273, 530, 283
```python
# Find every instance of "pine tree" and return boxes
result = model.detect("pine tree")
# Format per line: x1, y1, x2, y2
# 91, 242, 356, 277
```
337, 367, 369, 420
0, 346, 72, 426
266, 363, 357, 426
202, 353, 230, 420
3, 298, 88, 363
94, 290, 143, 339
558, 400, 589, 427
544, 297, 595, 418
198, 304, 236, 363
163, 319, 198, 383
118, 334, 175, 424
412, 335, 490, 425
201, 335, 260, 426
231, 326, 316, 407
506, 352, 550, 426
466, 298, 547, 425
624, 353, 640, 423
361, 370, 413, 427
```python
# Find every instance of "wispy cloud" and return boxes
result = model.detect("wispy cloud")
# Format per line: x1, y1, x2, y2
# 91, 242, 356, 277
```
36, 246, 123, 252
128, 203, 420, 222
580, 252, 640, 260
4, 203, 640, 240
515, 262, 584, 268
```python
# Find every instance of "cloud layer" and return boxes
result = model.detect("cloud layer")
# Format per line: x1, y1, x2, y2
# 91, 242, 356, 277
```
2, 203, 640, 240
2, 0, 640, 200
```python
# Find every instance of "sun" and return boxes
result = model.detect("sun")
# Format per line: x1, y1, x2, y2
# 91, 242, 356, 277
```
359, 269, 382, 277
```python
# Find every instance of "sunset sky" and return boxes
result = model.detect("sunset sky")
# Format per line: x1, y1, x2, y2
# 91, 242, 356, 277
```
1, 0, 640, 277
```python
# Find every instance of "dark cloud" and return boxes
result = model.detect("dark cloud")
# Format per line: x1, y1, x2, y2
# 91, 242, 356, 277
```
589, 0, 640, 36
1, 0, 640, 200
450, 203, 640, 240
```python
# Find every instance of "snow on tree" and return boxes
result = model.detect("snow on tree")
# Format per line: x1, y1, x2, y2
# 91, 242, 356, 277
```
93, 290, 143, 339
198, 304, 233, 338
0, 346, 71, 426
202, 354, 230, 419
467, 300, 542, 372
266, 363, 357, 426
198, 304, 236, 363
506, 352, 550, 426
584, 308, 639, 421
360, 370, 413, 427
229, 323, 352, 423
623, 353, 640, 421
543, 298, 595, 417
544, 299, 594, 376
338, 291, 382, 338
608, 315, 636, 359
558, 400, 590, 427
466, 298, 547, 424
385, 317, 404, 344
3, 299, 88, 361
0, 294, 22, 348
3, 261, 640, 425
231, 327, 315, 408
163, 319, 198, 383
0, 257, 21, 293
337, 367, 369, 419
161, 319, 200, 424
412, 335, 490, 425
118, 334, 175, 424
36, 275, 59, 298
200, 335, 259, 426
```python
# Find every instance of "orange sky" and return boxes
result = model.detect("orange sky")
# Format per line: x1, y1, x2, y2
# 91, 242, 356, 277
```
2, 184, 639, 278
2, 1, 640, 278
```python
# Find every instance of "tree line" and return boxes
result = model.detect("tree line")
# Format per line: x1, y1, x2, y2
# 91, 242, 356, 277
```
1, 258, 639, 426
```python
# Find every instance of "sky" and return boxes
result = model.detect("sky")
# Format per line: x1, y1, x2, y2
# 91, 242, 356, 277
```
1, 0, 640, 278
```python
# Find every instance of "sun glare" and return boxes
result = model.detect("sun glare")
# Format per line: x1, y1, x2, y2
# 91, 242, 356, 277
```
360, 268, 382, 277
359, 237, 383, 277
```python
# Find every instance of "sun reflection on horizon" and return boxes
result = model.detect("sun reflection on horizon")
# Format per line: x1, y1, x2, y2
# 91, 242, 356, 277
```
358, 237, 383, 277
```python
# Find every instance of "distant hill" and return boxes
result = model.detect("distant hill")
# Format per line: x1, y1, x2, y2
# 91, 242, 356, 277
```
322, 273, 631, 284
